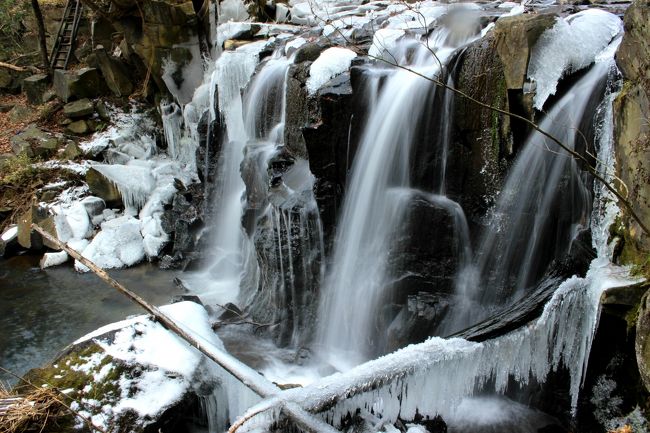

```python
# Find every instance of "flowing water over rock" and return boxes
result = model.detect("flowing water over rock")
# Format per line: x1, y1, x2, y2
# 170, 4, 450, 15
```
160, 5, 631, 431
447, 58, 617, 335
316, 23, 482, 369
5, 2, 641, 432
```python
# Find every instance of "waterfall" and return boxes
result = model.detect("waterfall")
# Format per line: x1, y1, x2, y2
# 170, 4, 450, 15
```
273, 55, 628, 431
316, 22, 481, 369
182, 41, 268, 305
467, 59, 610, 319
167, 39, 326, 348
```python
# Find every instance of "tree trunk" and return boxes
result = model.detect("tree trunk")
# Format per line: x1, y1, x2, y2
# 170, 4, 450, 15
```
31, 0, 50, 73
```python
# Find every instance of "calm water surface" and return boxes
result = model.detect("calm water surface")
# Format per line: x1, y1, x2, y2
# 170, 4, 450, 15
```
0, 254, 182, 385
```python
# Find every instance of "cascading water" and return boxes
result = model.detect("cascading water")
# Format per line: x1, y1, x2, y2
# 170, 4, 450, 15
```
237, 50, 326, 347
454, 55, 613, 330
166, 38, 326, 348
316, 22, 481, 369
238, 47, 628, 433
181, 41, 268, 304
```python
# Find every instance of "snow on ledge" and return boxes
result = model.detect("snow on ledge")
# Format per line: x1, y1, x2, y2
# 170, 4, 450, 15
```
306, 47, 358, 95
527, 9, 623, 110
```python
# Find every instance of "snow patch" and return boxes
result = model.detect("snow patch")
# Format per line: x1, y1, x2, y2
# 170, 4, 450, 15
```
368, 29, 405, 60
306, 47, 357, 94
40, 251, 69, 269
75, 216, 145, 272
1, 225, 17, 242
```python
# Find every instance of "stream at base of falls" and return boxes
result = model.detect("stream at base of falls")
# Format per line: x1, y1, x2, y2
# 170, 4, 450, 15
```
0, 256, 182, 385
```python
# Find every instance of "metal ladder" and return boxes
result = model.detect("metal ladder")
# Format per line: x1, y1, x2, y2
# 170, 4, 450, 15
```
50, 0, 84, 70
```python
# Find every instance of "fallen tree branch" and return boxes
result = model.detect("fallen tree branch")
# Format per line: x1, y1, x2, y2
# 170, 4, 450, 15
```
0, 62, 40, 74
30, 224, 340, 433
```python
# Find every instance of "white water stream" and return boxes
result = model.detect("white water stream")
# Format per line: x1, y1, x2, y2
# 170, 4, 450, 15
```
316, 24, 482, 369
151, 3, 632, 431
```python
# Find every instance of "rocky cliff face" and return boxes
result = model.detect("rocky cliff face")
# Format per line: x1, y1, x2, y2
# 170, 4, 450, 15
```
107, 0, 207, 103
614, 0, 650, 268
613, 0, 650, 402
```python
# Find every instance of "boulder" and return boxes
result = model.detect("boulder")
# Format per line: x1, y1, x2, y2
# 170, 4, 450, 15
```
42, 89, 57, 103
53, 68, 108, 102
17, 205, 59, 250
22, 74, 50, 105
0, 68, 12, 89
448, 33, 512, 223
494, 13, 557, 90
637, 286, 650, 392
96, 100, 111, 121
616, 0, 650, 84
85, 167, 123, 208
0, 68, 29, 93
294, 41, 330, 64
20, 302, 221, 433
10, 124, 61, 158
94, 46, 134, 97
66, 119, 90, 135
613, 0, 650, 260
61, 141, 83, 159
601, 282, 649, 308
63, 98, 94, 118
7, 105, 35, 123
81, 196, 106, 220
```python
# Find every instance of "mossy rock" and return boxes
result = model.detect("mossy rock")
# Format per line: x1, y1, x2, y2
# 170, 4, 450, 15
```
21, 342, 135, 433
10, 124, 62, 158
18, 310, 210, 433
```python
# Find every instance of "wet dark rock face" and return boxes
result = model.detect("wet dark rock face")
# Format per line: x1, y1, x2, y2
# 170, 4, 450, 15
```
447, 34, 513, 232
195, 109, 225, 214
160, 183, 205, 269
287, 58, 364, 253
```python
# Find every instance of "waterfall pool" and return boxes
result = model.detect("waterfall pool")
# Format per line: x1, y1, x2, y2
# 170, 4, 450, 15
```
0, 255, 182, 385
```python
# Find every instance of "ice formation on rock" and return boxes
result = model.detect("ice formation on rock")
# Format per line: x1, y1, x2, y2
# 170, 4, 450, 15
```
527, 9, 623, 109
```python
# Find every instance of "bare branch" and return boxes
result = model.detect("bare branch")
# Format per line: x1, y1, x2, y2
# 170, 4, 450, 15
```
310, 6, 649, 237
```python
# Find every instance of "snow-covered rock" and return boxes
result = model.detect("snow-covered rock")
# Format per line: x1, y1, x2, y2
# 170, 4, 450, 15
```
29, 302, 224, 433
306, 47, 358, 94
75, 215, 145, 272
527, 9, 623, 109
40, 251, 69, 269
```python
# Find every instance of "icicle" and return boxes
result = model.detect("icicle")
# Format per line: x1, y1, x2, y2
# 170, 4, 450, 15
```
92, 164, 155, 210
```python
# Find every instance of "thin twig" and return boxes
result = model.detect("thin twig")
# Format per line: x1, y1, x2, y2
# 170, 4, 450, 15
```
311, 3, 649, 237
